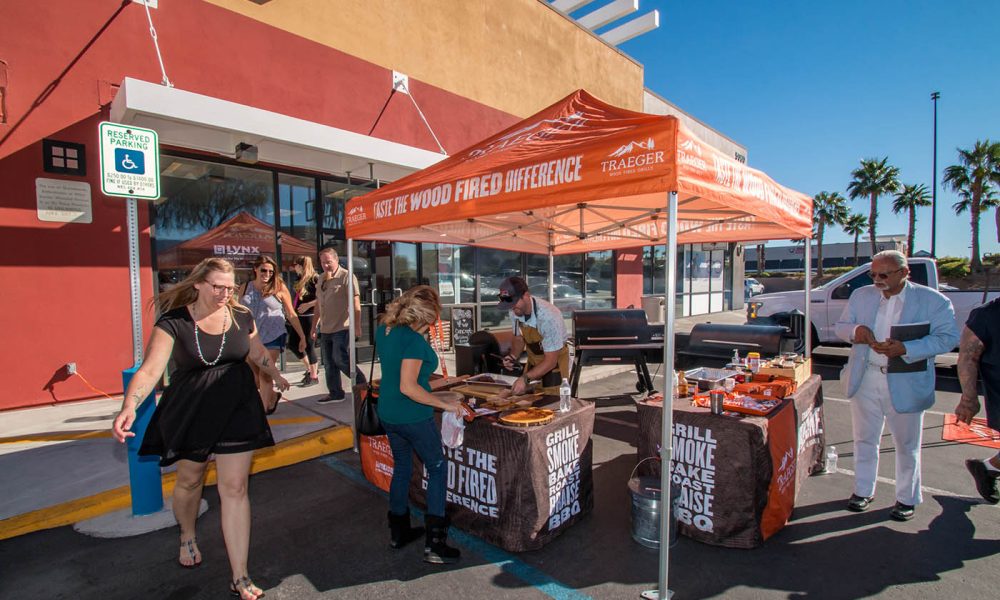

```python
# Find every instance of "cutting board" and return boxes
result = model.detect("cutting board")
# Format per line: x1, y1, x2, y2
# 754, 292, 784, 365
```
451, 382, 512, 400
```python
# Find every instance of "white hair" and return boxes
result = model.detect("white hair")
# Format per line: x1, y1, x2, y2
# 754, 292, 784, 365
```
872, 250, 907, 269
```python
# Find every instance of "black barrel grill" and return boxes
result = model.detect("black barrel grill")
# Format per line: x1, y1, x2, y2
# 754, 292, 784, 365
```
676, 323, 795, 369
570, 309, 662, 396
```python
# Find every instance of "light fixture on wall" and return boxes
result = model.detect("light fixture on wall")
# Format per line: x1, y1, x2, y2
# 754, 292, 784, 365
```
234, 142, 258, 164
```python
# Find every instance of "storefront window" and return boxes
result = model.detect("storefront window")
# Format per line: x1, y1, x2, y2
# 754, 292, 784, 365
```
584, 250, 613, 309
154, 155, 274, 289
277, 173, 318, 287
479, 248, 520, 329
422, 243, 469, 305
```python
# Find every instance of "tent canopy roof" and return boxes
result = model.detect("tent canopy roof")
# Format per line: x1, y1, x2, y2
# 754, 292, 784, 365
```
345, 90, 812, 254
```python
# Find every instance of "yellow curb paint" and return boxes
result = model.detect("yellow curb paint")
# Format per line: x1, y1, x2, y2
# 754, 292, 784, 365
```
0, 425, 353, 541
0, 430, 113, 444
0, 416, 324, 444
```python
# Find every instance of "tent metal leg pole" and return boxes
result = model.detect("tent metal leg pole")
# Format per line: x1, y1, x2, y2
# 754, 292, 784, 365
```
348, 239, 359, 451
548, 232, 555, 304
645, 191, 677, 600
804, 238, 812, 358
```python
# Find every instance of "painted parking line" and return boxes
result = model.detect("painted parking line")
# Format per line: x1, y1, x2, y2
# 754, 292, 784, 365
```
824, 395, 951, 418
829, 466, 989, 503
596, 415, 638, 428
319, 455, 592, 600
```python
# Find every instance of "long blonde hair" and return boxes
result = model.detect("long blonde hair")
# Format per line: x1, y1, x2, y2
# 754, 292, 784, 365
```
294, 255, 317, 294
250, 255, 285, 297
380, 285, 441, 330
156, 258, 248, 319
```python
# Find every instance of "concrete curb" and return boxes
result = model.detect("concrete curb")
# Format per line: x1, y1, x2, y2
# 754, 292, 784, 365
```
0, 424, 353, 541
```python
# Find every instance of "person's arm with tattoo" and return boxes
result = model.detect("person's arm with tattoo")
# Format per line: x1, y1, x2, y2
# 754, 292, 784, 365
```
955, 325, 985, 425
111, 328, 174, 442
248, 327, 290, 391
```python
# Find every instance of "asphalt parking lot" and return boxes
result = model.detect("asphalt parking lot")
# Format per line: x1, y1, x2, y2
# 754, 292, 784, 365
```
1, 368, 998, 600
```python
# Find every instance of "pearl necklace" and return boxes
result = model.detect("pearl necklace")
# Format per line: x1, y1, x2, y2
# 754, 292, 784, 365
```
194, 308, 229, 366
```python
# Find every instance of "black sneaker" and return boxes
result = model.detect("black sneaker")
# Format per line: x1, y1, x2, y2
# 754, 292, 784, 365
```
299, 373, 318, 387
966, 459, 1000, 504
317, 395, 345, 405
846, 494, 874, 512
889, 502, 915, 521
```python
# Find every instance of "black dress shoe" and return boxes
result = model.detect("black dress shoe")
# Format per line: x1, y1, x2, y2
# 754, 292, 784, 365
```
846, 494, 874, 512
889, 502, 915, 521
966, 459, 1000, 504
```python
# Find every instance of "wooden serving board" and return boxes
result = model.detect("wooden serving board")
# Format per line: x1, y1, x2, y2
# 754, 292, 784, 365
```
478, 393, 544, 411
451, 382, 512, 400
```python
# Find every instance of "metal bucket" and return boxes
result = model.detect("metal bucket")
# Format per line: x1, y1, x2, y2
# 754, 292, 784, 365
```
628, 476, 678, 549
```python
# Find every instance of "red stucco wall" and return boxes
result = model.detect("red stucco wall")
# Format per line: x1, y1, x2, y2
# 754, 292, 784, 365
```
615, 248, 644, 310
0, 0, 518, 409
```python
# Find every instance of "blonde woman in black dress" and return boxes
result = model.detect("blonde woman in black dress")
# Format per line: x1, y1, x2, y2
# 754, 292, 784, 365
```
112, 258, 288, 600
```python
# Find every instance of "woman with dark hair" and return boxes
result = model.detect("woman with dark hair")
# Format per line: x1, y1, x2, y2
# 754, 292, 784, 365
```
241, 255, 306, 413
376, 285, 465, 564
112, 257, 288, 600
287, 256, 320, 386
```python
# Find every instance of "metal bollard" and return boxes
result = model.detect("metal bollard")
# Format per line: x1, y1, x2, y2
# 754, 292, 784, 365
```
122, 366, 163, 515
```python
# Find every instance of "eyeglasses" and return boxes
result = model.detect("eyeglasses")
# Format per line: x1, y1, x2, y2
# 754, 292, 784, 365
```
210, 284, 236, 295
871, 268, 904, 280
258, 268, 274, 274
498, 294, 515, 303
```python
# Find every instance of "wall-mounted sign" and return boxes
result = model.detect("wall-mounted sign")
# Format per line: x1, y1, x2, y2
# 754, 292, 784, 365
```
98, 122, 160, 199
36, 178, 92, 223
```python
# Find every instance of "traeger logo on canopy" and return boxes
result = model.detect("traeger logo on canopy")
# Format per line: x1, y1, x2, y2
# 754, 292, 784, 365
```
345, 204, 367, 226
678, 138, 708, 172
601, 137, 664, 177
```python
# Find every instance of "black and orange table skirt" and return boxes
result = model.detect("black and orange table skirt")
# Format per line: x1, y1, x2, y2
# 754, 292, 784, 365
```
635, 375, 825, 548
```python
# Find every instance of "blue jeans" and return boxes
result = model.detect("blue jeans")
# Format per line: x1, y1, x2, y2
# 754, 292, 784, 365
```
382, 418, 447, 517
319, 330, 365, 398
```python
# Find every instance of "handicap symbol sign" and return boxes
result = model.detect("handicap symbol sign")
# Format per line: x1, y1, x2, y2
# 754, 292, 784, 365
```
115, 148, 145, 175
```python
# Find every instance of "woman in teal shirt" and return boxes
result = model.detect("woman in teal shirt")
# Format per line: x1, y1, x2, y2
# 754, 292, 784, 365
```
376, 285, 464, 564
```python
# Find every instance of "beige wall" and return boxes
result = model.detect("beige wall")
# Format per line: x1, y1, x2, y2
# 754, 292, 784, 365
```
204, 0, 644, 116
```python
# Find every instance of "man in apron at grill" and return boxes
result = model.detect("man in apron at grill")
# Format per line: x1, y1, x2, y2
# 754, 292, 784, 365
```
497, 276, 570, 396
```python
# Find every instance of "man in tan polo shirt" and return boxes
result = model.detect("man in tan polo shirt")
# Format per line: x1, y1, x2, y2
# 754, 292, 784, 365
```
313, 247, 365, 403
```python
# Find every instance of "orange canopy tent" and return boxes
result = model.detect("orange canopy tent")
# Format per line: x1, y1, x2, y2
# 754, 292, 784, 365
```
346, 90, 812, 252
344, 90, 814, 594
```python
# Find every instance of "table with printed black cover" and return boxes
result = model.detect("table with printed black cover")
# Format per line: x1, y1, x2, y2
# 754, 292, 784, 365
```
634, 375, 825, 548
358, 396, 596, 552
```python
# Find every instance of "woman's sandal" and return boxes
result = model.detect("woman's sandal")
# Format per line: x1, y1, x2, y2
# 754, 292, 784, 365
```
178, 537, 201, 569
265, 392, 282, 415
229, 576, 264, 599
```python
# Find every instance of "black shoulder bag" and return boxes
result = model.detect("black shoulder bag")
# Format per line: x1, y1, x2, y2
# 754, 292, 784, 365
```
356, 334, 384, 436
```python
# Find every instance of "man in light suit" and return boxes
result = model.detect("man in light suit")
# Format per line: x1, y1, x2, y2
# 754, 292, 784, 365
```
835, 250, 959, 521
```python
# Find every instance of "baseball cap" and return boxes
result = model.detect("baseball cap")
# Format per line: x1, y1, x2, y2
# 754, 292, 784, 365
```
496, 276, 529, 310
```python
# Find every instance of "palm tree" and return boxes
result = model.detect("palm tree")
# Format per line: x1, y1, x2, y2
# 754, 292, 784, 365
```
847, 157, 901, 259
943, 140, 1000, 270
891, 184, 931, 257
813, 191, 849, 277
842, 213, 868, 267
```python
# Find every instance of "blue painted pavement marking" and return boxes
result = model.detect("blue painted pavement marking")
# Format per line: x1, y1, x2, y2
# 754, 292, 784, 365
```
319, 454, 592, 600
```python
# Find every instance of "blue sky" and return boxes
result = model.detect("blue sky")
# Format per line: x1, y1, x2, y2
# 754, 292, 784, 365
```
609, 0, 999, 259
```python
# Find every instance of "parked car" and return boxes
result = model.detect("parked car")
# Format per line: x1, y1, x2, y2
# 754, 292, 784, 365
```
744, 277, 765, 297
529, 283, 583, 313
746, 257, 999, 347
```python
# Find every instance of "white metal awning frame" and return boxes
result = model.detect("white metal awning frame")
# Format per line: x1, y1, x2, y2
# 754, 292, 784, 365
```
109, 78, 445, 181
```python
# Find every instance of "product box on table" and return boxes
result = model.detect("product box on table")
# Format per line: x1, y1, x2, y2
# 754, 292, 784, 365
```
757, 358, 811, 385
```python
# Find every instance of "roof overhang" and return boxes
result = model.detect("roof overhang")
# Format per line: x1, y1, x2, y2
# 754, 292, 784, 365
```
109, 78, 445, 181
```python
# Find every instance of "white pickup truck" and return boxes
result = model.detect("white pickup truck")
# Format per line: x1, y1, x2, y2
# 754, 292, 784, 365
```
746, 257, 999, 347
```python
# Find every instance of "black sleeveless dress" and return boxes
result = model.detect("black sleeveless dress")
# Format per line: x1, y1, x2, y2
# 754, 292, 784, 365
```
139, 306, 274, 466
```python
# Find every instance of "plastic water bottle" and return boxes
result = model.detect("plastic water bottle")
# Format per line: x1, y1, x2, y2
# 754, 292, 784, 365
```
825, 445, 838, 474
559, 378, 572, 413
